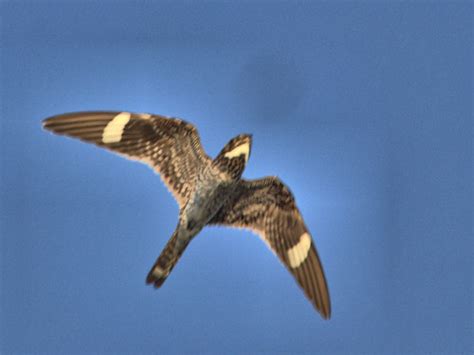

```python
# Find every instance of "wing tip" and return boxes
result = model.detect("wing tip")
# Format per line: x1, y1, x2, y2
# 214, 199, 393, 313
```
319, 305, 331, 320
42, 113, 70, 131
42, 116, 55, 129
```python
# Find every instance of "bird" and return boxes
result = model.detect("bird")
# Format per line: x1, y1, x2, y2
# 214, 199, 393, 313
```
42, 111, 331, 319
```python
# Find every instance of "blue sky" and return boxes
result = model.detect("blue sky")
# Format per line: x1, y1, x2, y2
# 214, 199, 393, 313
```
1, 1, 472, 354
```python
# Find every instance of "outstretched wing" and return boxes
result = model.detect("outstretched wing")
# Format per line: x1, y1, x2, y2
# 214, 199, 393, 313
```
208, 177, 331, 319
43, 111, 210, 208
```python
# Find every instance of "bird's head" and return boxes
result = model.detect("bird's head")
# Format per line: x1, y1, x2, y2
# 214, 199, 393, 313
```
213, 134, 252, 180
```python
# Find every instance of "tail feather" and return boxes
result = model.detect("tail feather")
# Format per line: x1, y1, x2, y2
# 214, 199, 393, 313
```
146, 231, 190, 288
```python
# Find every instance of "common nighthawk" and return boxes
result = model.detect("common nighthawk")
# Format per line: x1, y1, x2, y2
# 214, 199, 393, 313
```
43, 111, 331, 319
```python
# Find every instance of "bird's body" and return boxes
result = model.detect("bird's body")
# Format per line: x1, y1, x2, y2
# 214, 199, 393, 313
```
43, 111, 331, 319
152, 161, 238, 283
183, 163, 234, 231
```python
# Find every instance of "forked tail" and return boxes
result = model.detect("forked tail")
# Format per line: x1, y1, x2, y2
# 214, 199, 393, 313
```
146, 230, 190, 288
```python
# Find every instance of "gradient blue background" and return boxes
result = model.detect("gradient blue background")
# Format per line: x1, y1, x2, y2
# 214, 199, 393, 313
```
1, 2, 472, 354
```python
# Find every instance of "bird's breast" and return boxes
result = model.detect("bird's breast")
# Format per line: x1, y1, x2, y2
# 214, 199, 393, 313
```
184, 181, 235, 229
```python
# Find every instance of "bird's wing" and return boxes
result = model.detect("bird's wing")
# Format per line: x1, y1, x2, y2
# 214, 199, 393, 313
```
208, 177, 331, 319
43, 111, 210, 208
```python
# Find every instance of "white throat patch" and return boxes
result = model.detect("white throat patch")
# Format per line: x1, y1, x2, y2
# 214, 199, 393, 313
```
287, 232, 312, 268
102, 112, 131, 143
224, 142, 250, 163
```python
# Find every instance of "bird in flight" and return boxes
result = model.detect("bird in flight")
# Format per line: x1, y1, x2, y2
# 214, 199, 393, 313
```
43, 111, 331, 319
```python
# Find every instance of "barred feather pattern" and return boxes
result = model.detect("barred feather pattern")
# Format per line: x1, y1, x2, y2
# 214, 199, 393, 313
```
145, 230, 190, 288
43, 111, 210, 208
43, 111, 331, 319
209, 177, 331, 319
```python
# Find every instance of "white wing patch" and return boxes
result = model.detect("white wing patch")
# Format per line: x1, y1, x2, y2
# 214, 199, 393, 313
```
287, 232, 312, 268
102, 112, 131, 143
224, 142, 250, 162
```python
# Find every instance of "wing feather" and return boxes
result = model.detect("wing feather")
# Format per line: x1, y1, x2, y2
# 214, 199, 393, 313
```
209, 177, 331, 319
43, 111, 210, 207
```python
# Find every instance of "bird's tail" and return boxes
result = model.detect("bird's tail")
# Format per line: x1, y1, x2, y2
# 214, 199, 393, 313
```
146, 230, 190, 288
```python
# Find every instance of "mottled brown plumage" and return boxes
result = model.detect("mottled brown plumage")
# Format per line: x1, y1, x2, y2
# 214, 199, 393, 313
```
209, 178, 330, 318
43, 111, 331, 319
43, 111, 209, 208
